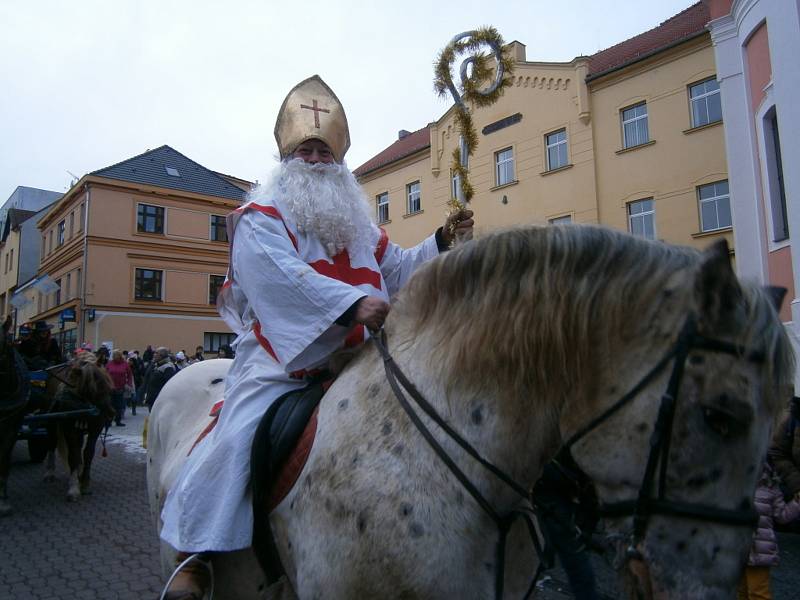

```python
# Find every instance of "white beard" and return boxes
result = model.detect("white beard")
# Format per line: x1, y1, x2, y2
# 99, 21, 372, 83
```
251, 159, 379, 257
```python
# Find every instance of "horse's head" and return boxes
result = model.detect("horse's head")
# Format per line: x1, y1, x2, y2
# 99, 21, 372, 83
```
566, 239, 794, 599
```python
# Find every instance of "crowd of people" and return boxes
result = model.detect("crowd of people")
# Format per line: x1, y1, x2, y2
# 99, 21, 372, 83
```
13, 319, 236, 426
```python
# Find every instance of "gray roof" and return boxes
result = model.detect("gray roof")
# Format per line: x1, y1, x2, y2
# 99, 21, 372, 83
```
91, 145, 247, 201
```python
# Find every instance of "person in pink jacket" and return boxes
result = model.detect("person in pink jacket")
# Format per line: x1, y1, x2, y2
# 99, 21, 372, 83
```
738, 461, 800, 599
105, 349, 133, 426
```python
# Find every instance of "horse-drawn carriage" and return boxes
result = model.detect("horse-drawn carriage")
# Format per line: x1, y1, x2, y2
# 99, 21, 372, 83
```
1, 318, 114, 515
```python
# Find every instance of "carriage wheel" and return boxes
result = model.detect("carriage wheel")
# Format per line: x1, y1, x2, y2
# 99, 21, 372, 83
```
28, 438, 48, 463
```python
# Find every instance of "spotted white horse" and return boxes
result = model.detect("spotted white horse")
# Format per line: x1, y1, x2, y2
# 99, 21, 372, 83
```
148, 224, 793, 599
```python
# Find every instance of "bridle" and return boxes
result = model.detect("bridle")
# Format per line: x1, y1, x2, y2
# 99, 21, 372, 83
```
371, 313, 764, 598
370, 330, 544, 600
562, 314, 763, 560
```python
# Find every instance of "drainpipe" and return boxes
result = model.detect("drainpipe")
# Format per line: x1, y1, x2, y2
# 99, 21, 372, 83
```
78, 184, 90, 345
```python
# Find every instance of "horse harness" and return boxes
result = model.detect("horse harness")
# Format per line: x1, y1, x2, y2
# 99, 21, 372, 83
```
371, 330, 545, 600
371, 313, 765, 599
562, 314, 763, 563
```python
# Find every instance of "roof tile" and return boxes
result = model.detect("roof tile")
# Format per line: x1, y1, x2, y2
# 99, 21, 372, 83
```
588, 2, 709, 77
353, 127, 430, 177
91, 145, 247, 201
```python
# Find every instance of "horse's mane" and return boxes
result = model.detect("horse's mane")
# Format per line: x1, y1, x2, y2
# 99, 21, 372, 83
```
392, 224, 793, 410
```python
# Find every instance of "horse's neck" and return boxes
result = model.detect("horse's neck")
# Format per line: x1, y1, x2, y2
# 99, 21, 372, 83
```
385, 330, 560, 501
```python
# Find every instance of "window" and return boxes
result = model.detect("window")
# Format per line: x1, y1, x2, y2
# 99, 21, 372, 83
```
376, 192, 389, 224
137, 204, 165, 234
41, 234, 46, 257
57, 220, 65, 246
495, 147, 515, 186
69, 212, 74, 237
621, 102, 649, 148
209, 274, 225, 305
54, 279, 61, 306
204, 332, 236, 353
766, 110, 788, 242
549, 215, 572, 225
546, 129, 568, 171
406, 181, 421, 214
451, 169, 461, 201
628, 199, 655, 240
698, 181, 731, 232
135, 268, 163, 300
66, 273, 72, 299
689, 78, 721, 128
62, 329, 77, 357
210, 215, 228, 242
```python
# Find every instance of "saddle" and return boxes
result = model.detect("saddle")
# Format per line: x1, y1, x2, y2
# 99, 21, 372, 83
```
250, 382, 327, 584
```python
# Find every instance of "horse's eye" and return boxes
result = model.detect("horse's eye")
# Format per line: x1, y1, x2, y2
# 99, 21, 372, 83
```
702, 406, 746, 439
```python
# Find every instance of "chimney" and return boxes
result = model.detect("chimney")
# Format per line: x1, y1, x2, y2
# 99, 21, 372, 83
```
398, 130, 411, 140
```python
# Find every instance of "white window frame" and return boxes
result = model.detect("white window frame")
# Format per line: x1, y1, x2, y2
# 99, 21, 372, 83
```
621, 102, 649, 148
495, 147, 515, 186
545, 129, 568, 171
549, 215, 572, 225
376, 192, 389, 223
627, 198, 656, 240
689, 78, 722, 128
697, 181, 731, 232
57, 220, 65, 246
406, 181, 421, 214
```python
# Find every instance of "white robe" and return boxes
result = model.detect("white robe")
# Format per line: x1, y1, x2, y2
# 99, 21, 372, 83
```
159, 197, 440, 552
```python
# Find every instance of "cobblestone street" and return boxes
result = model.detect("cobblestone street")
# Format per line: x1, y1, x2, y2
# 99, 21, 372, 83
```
1, 410, 799, 599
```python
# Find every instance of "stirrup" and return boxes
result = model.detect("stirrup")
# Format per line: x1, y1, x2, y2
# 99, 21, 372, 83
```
159, 552, 215, 600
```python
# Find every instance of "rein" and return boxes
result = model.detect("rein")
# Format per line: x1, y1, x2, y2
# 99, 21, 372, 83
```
370, 330, 545, 600
563, 314, 762, 557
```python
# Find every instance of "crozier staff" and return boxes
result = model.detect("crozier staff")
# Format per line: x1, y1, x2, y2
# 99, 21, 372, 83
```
158, 74, 473, 599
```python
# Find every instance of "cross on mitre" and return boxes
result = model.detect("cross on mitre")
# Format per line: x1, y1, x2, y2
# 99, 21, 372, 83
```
300, 99, 330, 129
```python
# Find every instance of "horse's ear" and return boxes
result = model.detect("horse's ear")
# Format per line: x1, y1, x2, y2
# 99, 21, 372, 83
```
764, 286, 787, 313
695, 239, 743, 325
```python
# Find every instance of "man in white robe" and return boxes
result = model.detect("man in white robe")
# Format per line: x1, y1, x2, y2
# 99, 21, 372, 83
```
159, 75, 473, 599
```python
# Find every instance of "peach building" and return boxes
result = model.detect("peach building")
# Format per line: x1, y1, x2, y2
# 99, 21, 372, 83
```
33, 146, 250, 356
708, 0, 800, 385
355, 2, 732, 255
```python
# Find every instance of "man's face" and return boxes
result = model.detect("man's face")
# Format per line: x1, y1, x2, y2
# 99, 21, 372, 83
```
292, 139, 334, 164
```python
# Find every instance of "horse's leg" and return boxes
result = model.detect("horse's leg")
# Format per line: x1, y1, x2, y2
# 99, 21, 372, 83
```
65, 424, 82, 502
79, 423, 102, 495
0, 411, 24, 516
42, 425, 57, 483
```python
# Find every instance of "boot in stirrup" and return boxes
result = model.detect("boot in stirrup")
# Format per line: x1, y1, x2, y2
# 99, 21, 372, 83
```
161, 552, 212, 600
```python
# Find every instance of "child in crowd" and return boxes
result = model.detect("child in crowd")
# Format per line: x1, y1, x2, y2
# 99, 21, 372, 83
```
738, 460, 800, 599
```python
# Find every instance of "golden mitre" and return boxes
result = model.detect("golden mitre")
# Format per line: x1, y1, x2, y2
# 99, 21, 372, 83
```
274, 75, 351, 163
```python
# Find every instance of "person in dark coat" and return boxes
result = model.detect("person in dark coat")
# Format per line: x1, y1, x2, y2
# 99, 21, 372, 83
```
17, 320, 61, 370
768, 396, 800, 499
144, 347, 176, 410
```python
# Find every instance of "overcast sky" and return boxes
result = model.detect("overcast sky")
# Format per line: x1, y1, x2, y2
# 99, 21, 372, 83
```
1, 0, 696, 200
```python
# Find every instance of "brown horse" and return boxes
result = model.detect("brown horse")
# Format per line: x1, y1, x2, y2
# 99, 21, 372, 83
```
41, 354, 115, 501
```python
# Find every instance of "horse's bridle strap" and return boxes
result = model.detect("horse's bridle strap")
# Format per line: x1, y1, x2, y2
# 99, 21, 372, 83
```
563, 314, 762, 546
371, 330, 542, 600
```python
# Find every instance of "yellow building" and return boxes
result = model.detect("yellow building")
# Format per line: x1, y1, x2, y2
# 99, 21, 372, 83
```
355, 2, 731, 253
34, 145, 250, 356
